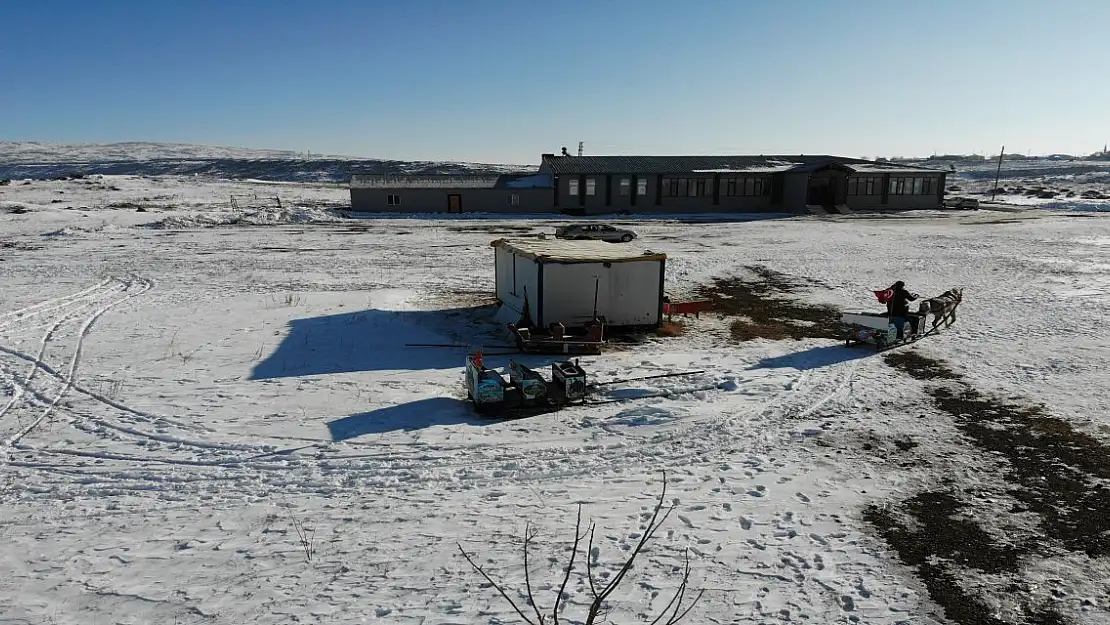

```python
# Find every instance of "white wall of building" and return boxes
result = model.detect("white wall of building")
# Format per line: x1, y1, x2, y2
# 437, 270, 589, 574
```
494, 247, 540, 321
540, 259, 662, 327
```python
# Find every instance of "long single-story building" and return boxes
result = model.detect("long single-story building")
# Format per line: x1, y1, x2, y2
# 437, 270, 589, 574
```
349, 153, 948, 215
349, 173, 555, 214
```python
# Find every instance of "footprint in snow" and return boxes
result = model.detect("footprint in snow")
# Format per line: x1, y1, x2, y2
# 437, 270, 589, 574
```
795, 492, 812, 503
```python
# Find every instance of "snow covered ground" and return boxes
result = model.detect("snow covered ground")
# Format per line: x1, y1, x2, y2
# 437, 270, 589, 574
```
1, 175, 1109, 624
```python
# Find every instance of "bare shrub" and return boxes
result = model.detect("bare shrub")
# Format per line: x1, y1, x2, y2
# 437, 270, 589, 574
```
457, 473, 703, 624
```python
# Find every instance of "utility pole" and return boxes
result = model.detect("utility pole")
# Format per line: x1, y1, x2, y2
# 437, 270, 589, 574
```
991, 145, 1005, 202
578, 141, 584, 157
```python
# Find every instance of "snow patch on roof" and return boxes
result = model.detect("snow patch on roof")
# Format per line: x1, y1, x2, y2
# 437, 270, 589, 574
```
491, 238, 666, 263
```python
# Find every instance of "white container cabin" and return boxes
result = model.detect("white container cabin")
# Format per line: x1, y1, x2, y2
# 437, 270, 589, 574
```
491, 238, 666, 329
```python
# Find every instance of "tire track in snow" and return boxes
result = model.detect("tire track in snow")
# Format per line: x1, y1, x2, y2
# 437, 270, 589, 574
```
0, 278, 115, 330
0, 281, 126, 430
0, 275, 234, 456
7, 354, 851, 505
3, 371, 267, 453
2, 276, 154, 448
0, 343, 214, 434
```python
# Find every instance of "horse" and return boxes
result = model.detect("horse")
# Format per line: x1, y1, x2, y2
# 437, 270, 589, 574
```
916, 288, 963, 330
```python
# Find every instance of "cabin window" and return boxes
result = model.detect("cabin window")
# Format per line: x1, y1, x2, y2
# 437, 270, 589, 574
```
585, 178, 596, 195
387, 194, 400, 206
568, 179, 579, 195
636, 179, 648, 195
848, 176, 883, 195
619, 178, 631, 196
721, 176, 770, 197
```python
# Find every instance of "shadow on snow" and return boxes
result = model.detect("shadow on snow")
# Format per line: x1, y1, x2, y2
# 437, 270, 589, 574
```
326, 397, 491, 440
750, 343, 872, 371
250, 305, 507, 380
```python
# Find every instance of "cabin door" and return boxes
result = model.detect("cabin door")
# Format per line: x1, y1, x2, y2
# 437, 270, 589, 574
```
447, 194, 462, 213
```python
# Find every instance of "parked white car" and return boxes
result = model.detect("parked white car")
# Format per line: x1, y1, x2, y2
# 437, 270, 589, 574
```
554, 223, 638, 242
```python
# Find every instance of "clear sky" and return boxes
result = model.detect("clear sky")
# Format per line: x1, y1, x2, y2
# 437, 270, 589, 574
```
2, 0, 1107, 164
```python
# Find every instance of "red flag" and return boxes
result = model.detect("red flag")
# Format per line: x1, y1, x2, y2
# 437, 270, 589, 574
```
874, 288, 894, 304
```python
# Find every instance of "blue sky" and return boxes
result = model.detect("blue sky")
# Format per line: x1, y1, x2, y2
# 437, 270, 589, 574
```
1, 0, 1107, 164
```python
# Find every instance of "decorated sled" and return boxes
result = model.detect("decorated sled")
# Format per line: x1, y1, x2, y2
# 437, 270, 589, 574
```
463, 352, 703, 418
842, 287, 962, 350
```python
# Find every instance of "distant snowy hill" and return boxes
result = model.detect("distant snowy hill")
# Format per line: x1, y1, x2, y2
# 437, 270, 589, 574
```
0, 141, 346, 163
0, 141, 532, 182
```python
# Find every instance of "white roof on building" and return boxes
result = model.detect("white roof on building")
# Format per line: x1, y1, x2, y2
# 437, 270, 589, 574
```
491, 238, 667, 263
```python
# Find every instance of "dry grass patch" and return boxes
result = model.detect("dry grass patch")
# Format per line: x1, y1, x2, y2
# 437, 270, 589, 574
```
692, 265, 844, 342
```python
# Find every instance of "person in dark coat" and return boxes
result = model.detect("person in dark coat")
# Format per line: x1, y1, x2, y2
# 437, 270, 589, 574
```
887, 281, 919, 338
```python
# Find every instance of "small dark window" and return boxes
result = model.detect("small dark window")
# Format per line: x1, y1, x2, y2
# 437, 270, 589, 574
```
387, 194, 400, 206
677, 178, 688, 197
508, 193, 520, 206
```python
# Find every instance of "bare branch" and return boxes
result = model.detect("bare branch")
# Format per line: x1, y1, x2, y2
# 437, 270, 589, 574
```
523, 523, 546, 625
551, 505, 584, 625
457, 542, 539, 625
648, 548, 704, 625
586, 471, 672, 624
585, 524, 600, 601
460, 471, 701, 625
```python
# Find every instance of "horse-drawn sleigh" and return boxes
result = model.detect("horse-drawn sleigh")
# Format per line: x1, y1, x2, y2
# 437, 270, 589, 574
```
842, 287, 963, 350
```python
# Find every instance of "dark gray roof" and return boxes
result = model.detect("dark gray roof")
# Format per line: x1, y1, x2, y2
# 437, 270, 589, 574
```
351, 173, 552, 189
539, 155, 945, 175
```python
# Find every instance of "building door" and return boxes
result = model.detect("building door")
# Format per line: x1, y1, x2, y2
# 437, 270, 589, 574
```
447, 194, 462, 213
807, 178, 831, 206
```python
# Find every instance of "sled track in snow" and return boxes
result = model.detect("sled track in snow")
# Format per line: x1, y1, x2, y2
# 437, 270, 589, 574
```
5, 361, 861, 505
0, 278, 862, 503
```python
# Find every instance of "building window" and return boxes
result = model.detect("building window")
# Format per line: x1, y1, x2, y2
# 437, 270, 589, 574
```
848, 176, 883, 195
619, 178, 631, 196
887, 176, 934, 196
508, 193, 520, 206
662, 177, 717, 198
585, 178, 596, 195
720, 176, 770, 197
636, 179, 648, 196
569, 179, 579, 196
387, 194, 400, 206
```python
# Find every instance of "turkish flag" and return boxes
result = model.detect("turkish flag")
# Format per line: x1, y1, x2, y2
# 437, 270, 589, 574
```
874, 288, 894, 304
